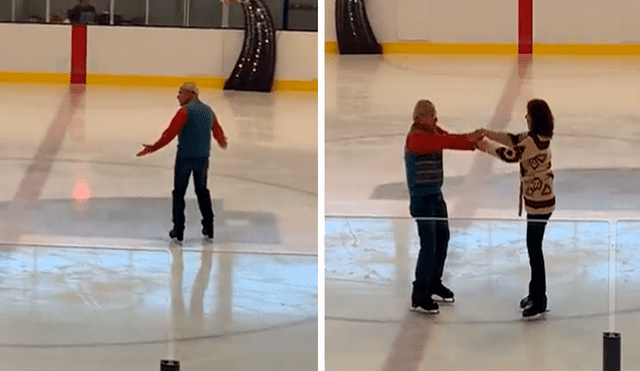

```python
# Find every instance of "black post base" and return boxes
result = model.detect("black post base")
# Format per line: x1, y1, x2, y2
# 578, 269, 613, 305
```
160, 359, 180, 371
603, 332, 621, 371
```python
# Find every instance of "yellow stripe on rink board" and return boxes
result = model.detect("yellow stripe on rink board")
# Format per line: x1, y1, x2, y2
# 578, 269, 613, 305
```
90, 75, 317, 91
325, 41, 339, 54
535, 44, 640, 55
325, 41, 640, 56
273, 79, 318, 92
383, 42, 517, 55
87, 74, 226, 89
0, 72, 68, 84
323, 41, 516, 55
0, 72, 318, 92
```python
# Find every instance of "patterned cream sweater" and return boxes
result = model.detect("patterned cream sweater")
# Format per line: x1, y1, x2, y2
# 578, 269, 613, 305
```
479, 131, 555, 216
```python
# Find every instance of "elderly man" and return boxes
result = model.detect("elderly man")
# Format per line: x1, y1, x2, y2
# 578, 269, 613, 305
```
405, 99, 483, 313
137, 83, 228, 243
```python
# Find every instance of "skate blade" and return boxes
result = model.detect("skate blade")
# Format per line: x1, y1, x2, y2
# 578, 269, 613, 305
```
410, 306, 439, 314
522, 308, 549, 320
433, 296, 454, 303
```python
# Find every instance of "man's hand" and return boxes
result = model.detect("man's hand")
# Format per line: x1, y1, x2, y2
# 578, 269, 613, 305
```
218, 137, 228, 149
465, 129, 485, 150
476, 137, 489, 152
469, 128, 486, 142
136, 144, 155, 157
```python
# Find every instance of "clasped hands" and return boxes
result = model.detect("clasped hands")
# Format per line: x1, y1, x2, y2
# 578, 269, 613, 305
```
467, 128, 489, 150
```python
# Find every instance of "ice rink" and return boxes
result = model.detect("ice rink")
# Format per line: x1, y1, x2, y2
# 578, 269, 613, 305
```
0, 83, 318, 370
325, 53, 640, 370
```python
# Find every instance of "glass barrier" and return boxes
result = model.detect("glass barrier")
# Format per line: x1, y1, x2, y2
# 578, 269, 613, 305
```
286, 0, 316, 30
189, 0, 223, 28
49, 0, 104, 24
325, 216, 614, 370
0, 241, 317, 369
0, 0, 11, 22
112, 0, 146, 26
11, 0, 46, 22
0, 0, 318, 30
147, 0, 182, 27
614, 219, 640, 367
223, 0, 285, 29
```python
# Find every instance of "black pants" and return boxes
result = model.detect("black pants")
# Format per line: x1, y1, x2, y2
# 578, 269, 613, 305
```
410, 193, 450, 300
172, 157, 214, 234
526, 212, 552, 303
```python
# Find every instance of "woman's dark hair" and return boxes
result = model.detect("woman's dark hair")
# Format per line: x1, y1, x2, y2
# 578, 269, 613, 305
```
527, 99, 554, 138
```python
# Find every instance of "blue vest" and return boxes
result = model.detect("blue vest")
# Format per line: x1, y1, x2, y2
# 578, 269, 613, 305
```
177, 100, 214, 158
404, 150, 444, 195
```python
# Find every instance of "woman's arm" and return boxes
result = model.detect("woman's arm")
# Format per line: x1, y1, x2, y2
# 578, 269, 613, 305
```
477, 137, 524, 163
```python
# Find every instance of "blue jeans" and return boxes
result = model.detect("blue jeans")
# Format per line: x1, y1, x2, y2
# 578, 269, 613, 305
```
410, 192, 450, 301
526, 212, 552, 303
172, 157, 214, 234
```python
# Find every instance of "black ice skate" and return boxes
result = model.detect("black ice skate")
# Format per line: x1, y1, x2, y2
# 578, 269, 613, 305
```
169, 229, 183, 244
522, 305, 548, 319
432, 283, 455, 303
522, 296, 548, 319
519, 296, 533, 310
202, 226, 214, 241
411, 296, 439, 314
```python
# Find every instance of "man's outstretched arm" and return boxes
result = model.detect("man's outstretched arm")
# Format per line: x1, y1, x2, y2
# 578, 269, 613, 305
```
137, 108, 188, 157
211, 116, 227, 149
407, 130, 482, 154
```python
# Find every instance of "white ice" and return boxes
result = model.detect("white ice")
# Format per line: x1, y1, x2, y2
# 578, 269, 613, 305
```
0, 83, 317, 371
325, 53, 640, 371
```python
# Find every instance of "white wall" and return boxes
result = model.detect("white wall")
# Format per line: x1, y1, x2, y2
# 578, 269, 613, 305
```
275, 31, 318, 81
325, 0, 516, 43
0, 23, 317, 82
396, 0, 517, 43
326, 0, 640, 44
325, 0, 336, 42
535, 0, 640, 43
87, 26, 227, 77
0, 24, 70, 72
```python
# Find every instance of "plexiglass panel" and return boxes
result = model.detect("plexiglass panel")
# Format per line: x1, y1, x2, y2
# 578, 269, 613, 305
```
326, 216, 612, 370
614, 219, 640, 368
0, 0, 12, 21
3, 0, 318, 30
14, 0, 45, 22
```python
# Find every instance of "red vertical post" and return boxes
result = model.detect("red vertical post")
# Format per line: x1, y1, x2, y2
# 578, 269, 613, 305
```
71, 24, 87, 84
519, 0, 533, 54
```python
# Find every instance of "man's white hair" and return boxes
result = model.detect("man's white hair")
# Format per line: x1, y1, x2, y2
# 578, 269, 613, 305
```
413, 99, 435, 122
180, 82, 199, 95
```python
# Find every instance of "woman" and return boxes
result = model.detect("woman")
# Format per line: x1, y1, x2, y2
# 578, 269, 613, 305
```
478, 99, 555, 318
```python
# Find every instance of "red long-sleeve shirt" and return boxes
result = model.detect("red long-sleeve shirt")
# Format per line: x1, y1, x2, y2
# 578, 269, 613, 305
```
150, 108, 226, 152
405, 124, 475, 154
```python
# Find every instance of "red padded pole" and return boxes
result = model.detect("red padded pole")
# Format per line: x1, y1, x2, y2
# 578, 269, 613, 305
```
519, 0, 533, 54
71, 24, 87, 84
